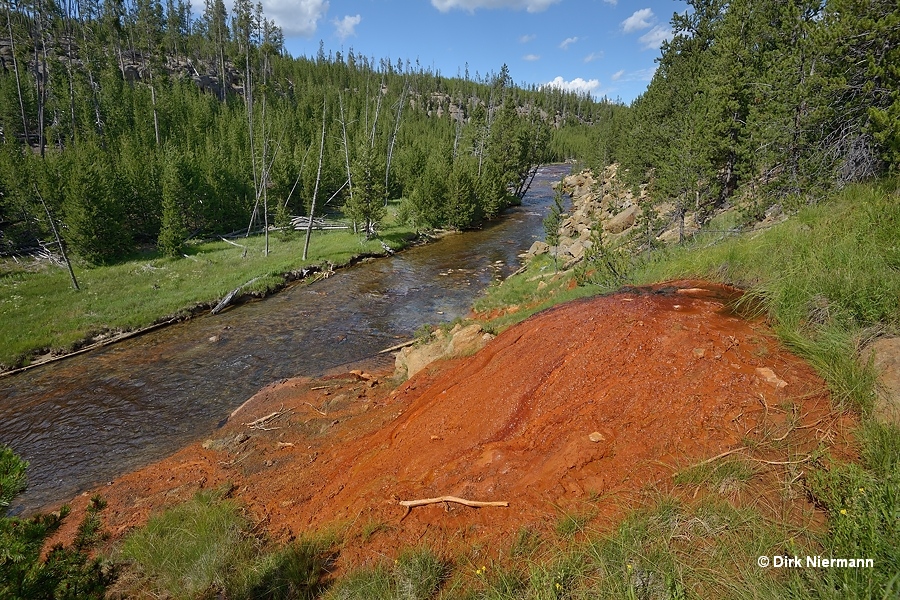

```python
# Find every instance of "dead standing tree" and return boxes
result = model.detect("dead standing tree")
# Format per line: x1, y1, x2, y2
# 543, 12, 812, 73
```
303, 97, 327, 261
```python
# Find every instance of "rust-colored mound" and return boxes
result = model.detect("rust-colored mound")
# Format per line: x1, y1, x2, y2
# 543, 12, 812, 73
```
50, 282, 851, 567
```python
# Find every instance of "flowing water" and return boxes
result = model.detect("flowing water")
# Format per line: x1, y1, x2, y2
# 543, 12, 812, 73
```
0, 164, 570, 515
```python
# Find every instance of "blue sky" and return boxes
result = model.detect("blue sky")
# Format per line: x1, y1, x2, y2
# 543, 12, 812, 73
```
244, 0, 688, 103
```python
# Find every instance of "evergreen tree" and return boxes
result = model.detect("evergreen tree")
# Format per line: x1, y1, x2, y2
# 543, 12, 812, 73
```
158, 146, 190, 256
346, 141, 386, 237
61, 141, 131, 264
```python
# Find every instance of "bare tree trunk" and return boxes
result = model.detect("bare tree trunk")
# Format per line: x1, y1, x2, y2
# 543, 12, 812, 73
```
35, 0, 49, 157
64, 0, 77, 140
36, 185, 79, 291
139, 21, 161, 146
4, 0, 30, 145
338, 92, 355, 233
77, 0, 104, 136
262, 54, 269, 257
384, 81, 406, 205
369, 73, 384, 147
245, 51, 259, 238
477, 88, 495, 178
303, 98, 327, 261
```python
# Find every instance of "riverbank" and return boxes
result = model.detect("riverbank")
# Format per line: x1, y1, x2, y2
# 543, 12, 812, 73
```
13, 175, 900, 598
0, 219, 423, 374
49, 279, 858, 595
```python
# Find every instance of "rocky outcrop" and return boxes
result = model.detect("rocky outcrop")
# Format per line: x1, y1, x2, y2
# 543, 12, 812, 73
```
536, 164, 647, 268
395, 323, 495, 379
540, 163, 732, 269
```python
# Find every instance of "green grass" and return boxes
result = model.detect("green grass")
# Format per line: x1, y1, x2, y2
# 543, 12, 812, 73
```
116, 489, 336, 599
118, 489, 260, 599
473, 254, 601, 335
322, 548, 448, 600
0, 216, 415, 369
554, 508, 596, 539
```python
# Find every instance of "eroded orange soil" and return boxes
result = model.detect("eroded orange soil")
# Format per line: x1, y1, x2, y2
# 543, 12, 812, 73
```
50, 281, 856, 569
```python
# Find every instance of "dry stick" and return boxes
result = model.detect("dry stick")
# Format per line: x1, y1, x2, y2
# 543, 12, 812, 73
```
220, 236, 248, 250
747, 455, 813, 466
684, 447, 748, 469
398, 496, 509, 522
210, 277, 262, 315
246, 411, 280, 428
303, 402, 327, 416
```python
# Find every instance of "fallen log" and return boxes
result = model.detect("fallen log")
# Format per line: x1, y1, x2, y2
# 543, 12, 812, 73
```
211, 277, 262, 315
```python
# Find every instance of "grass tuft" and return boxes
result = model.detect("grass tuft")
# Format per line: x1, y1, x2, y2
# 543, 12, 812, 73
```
117, 490, 259, 599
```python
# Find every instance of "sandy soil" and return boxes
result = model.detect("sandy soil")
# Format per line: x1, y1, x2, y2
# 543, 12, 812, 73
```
48, 280, 856, 570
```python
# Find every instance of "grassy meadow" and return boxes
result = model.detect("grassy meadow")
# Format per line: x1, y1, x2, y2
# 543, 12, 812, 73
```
0, 214, 415, 370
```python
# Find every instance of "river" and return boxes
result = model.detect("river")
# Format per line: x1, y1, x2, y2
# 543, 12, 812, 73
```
0, 164, 570, 515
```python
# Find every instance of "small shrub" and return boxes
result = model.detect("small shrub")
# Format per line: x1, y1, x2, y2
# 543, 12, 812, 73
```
0, 446, 116, 600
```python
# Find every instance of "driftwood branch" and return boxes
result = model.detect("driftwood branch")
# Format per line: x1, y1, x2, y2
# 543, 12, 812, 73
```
378, 339, 416, 354
398, 496, 508, 521
245, 406, 291, 430
399, 496, 509, 509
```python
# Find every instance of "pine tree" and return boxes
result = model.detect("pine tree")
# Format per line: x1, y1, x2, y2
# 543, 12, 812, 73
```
346, 141, 386, 237
158, 147, 190, 256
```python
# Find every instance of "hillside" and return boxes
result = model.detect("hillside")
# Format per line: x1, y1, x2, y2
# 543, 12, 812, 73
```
49, 280, 855, 589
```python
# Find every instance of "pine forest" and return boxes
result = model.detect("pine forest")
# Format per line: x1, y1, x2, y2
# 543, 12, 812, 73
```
2, 0, 897, 265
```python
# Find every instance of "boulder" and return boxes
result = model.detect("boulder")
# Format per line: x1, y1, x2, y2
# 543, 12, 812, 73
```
395, 324, 493, 380
525, 240, 550, 257
604, 204, 640, 234
447, 323, 490, 356
566, 240, 586, 262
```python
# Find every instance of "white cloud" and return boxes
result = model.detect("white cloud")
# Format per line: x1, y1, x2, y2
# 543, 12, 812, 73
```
621, 8, 654, 33
333, 14, 360, 40
602, 0, 617, 4
258, 0, 329, 37
638, 25, 671, 49
559, 36, 578, 50
583, 51, 603, 63
523, 54, 540, 61
519, 33, 536, 43
431, 0, 561, 13
611, 67, 657, 83
544, 76, 600, 96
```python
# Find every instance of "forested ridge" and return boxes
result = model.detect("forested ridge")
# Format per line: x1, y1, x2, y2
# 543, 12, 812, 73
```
1, 0, 897, 265
0, 0, 608, 264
